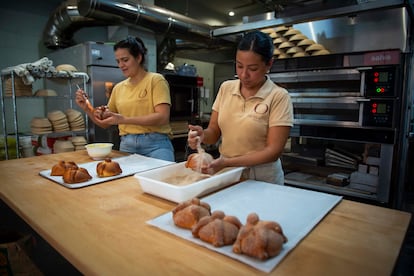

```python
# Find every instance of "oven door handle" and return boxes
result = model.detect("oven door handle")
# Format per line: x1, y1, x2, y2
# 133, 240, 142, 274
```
356, 98, 371, 102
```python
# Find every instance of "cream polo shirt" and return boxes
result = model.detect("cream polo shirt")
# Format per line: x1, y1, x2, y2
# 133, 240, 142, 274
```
212, 77, 293, 158
107, 72, 172, 136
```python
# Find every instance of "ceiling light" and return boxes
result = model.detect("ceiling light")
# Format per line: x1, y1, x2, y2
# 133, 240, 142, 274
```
228, 11, 235, 17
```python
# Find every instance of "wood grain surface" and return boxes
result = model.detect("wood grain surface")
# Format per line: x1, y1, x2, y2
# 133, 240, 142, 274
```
0, 150, 411, 275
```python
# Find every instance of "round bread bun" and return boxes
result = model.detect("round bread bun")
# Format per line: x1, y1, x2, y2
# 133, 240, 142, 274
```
34, 89, 57, 97
273, 37, 287, 46
297, 39, 316, 47
56, 64, 77, 72
283, 28, 301, 38
268, 32, 278, 38
293, 52, 308, 58
261, 28, 275, 34
312, 49, 331, 56
286, 46, 304, 55
274, 26, 289, 34
277, 53, 290, 59
273, 48, 282, 56
305, 43, 325, 52
289, 34, 307, 42
279, 41, 295, 49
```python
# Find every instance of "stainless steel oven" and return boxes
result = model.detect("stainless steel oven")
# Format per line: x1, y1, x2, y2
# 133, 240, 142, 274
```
270, 51, 401, 129
270, 50, 405, 205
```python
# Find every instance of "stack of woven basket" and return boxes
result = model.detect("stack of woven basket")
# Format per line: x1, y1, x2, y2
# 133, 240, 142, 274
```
261, 26, 330, 59
4, 77, 32, 96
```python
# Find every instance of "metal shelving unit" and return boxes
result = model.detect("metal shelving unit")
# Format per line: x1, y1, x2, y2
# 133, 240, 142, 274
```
0, 70, 89, 160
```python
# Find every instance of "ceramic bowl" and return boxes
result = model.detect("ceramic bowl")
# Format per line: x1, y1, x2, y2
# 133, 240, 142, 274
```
85, 143, 113, 160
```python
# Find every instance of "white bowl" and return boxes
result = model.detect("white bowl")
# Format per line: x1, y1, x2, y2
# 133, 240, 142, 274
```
85, 143, 113, 160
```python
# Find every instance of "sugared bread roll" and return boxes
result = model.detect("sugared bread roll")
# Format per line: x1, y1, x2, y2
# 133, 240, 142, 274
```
185, 152, 214, 174
96, 158, 122, 177
192, 210, 242, 247
172, 198, 211, 229
233, 213, 287, 260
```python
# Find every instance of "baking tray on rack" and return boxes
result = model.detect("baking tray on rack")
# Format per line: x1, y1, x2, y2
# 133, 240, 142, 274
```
39, 154, 173, 188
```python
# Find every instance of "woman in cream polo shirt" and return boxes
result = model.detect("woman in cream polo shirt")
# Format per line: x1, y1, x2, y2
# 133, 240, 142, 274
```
188, 30, 293, 184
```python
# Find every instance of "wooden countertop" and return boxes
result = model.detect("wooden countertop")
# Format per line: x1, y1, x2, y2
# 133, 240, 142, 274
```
0, 150, 411, 275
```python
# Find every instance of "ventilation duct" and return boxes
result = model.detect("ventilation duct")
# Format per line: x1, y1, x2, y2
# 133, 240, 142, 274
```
43, 0, 110, 48
43, 0, 232, 52
77, 0, 217, 45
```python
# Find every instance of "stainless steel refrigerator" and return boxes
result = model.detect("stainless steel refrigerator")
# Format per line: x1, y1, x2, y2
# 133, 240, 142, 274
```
47, 42, 124, 149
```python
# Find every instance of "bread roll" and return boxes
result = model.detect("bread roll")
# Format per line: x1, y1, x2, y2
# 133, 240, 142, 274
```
185, 152, 213, 174
96, 158, 122, 177
192, 210, 242, 247
62, 167, 92, 184
233, 213, 287, 260
172, 198, 211, 229
51, 160, 78, 176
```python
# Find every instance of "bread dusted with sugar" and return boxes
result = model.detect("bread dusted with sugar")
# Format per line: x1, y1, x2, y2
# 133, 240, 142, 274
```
233, 213, 287, 260
172, 198, 211, 229
192, 210, 242, 247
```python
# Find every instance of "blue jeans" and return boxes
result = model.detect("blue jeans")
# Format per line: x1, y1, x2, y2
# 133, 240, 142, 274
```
120, 133, 175, 162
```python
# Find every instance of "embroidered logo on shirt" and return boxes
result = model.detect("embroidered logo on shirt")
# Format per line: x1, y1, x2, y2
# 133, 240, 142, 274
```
254, 103, 269, 114
139, 89, 148, 98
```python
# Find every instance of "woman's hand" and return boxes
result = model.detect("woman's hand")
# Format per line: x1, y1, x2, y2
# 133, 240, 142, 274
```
207, 155, 226, 175
187, 124, 204, 150
75, 89, 93, 112
95, 109, 123, 126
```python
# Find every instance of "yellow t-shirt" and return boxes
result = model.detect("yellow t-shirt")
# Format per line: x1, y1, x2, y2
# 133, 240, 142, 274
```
212, 78, 293, 157
107, 72, 172, 136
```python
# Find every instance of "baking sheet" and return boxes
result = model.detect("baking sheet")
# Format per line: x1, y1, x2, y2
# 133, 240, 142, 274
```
39, 154, 173, 188
147, 180, 342, 273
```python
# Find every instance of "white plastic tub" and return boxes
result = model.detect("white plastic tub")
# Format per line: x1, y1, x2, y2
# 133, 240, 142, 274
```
134, 162, 244, 203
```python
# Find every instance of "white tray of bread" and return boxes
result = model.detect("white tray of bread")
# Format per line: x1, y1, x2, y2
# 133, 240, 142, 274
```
39, 154, 173, 188
147, 180, 342, 273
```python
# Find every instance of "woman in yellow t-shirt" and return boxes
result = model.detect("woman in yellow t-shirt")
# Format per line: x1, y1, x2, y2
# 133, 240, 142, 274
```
76, 36, 174, 161
188, 30, 293, 184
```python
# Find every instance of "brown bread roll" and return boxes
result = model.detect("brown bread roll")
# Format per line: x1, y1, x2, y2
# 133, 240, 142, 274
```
62, 167, 92, 184
96, 158, 122, 177
51, 160, 78, 176
172, 198, 211, 229
233, 213, 287, 260
192, 210, 242, 247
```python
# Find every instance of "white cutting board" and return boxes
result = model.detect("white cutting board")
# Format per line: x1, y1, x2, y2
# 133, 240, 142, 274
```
147, 180, 342, 273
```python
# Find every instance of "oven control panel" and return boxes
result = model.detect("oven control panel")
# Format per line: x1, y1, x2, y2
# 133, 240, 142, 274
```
363, 99, 395, 127
364, 67, 398, 97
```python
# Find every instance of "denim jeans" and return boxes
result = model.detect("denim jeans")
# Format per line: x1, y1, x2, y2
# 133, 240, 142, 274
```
120, 133, 175, 162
